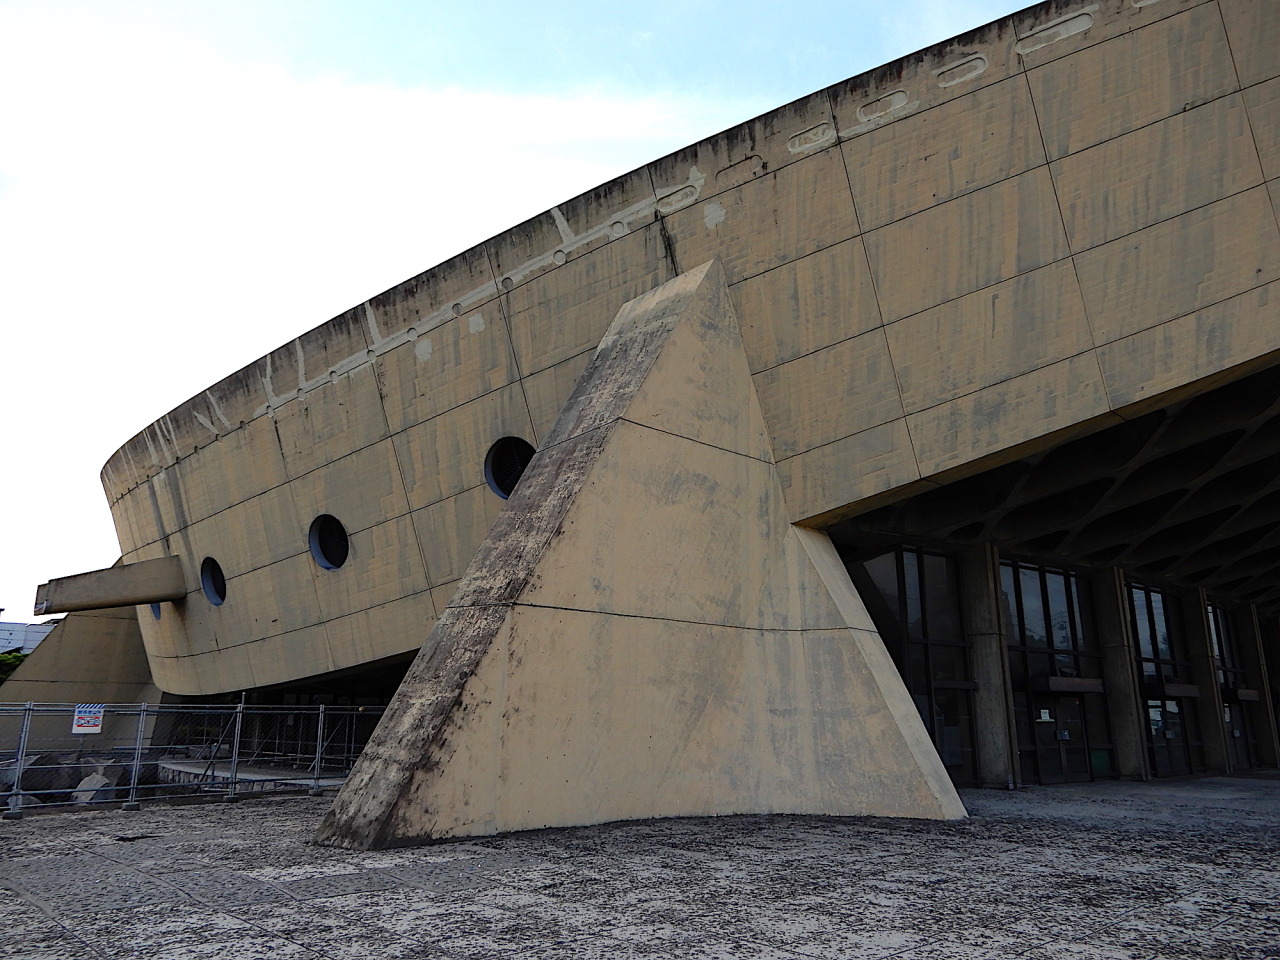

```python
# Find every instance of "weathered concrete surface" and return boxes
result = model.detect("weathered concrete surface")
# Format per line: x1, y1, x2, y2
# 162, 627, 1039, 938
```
0, 607, 158, 708
59, 0, 1276, 697
316, 261, 962, 848
0, 607, 162, 747
2, 778, 1278, 959
34, 557, 186, 615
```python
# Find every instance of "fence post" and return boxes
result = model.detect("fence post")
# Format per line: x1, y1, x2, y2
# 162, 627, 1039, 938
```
123, 703, 148, 811
310, 704, 326, 796
223, 700, 244, 802
2, 702, 34, 820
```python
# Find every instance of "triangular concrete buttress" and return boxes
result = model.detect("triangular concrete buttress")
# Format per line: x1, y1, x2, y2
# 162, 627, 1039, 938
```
315, 260, 965, 850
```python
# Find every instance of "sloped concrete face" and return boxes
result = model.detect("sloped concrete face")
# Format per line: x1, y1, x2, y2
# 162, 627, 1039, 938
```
315, 261, 964, 850
0, 607, 157, 707
0, 607, 162, 747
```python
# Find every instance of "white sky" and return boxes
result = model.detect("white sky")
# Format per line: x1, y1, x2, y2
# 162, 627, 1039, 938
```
0, 0, 1025, 623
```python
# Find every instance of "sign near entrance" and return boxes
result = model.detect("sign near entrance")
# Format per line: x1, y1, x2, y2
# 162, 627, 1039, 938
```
72, 704, 105, 734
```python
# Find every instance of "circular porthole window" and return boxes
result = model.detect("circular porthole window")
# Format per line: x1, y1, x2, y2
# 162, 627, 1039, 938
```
309, 514, 350, 570
200, 557, 227, 606
484, 436, 536, 499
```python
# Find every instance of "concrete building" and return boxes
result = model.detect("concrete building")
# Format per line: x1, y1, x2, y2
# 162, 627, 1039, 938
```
7, 0, 1280, 845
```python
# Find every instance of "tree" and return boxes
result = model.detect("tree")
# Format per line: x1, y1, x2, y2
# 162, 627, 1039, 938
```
0, 651, 27, 684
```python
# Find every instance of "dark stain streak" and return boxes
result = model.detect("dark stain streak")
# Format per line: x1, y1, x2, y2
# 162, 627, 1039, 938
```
658, 217, 680, 276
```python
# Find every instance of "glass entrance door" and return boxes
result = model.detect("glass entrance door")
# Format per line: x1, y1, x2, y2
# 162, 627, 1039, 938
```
1001, 560, 1111, 784
1147, 699, 1198, 777
1222, 702, 1254, 771
1027, 694, 1092, 784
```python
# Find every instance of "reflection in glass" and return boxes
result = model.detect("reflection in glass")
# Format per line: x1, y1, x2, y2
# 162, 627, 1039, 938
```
1047, 574, 1072, 650
1151, 592, 1171, 660
924, 553, 962, 643
1021, 567, 1048, 647
865, 553, 898, 617
905, 554, 924, 641
1132, 586, 1155, 659
849, 546, 975, 785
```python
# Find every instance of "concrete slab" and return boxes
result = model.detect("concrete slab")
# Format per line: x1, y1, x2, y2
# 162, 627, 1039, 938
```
1, 778, 1277, 958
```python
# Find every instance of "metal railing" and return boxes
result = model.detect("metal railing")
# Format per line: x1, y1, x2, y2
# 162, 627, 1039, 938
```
0, 702, 384, 817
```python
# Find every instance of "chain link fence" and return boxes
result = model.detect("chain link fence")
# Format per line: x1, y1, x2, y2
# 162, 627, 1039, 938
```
0, 702, 384, 817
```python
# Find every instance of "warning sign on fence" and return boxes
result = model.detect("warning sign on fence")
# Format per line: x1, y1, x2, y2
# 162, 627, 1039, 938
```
72, 704, 104, 734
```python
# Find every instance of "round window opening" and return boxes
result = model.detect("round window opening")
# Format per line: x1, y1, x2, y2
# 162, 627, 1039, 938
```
309, 514, 350, 570
484, 436, 536, 499
200, 557, 227, 606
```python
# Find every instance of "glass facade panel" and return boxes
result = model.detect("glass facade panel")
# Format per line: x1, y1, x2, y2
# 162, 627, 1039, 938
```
1047, 575, 1072, 650
831, 487, 1280, 795
1207, 602, 1256, 769
932, 688, 976, 783
1129, 583, 1192, 687
1027, 652, 1052, 679
1072, 587, 1094, 653
1132, 587, 1155, 659
864, 553, 899, 620
931, 644, 967, 683
848, 545, 977, 785
908, 644, 931, 695
924, 553, 962, 644
1131, 583, 1204, 777
1001, 560, 1111, 784
1020, 567, 1049, 647
1083, 693, 1113, 776
849, 546, 1257, 791
1055, 652, 1078, 678
904, 554, 924, 641
1151, 592, 1172, 660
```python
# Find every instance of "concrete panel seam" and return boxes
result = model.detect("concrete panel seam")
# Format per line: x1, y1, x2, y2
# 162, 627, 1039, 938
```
727, 237, 880, 375
146, 586, 438, 660
490, 600, 836, 635
843, 147, 1047, 241
1020, 65, 1109, 396
492, 293, 543, 454
1087, 269, 1280, 353
614, 416, 776, 467
1012, 0, 1219, 69
774, 343, 1102, 456
1233, 81, 1280, 243
386, 409, 439, 592
869, 177, 1268, 336
831, 128, 918, 477
109, 87, 1255, 513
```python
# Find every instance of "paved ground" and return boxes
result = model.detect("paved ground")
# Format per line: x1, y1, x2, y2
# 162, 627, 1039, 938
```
0, 778, 1277, 959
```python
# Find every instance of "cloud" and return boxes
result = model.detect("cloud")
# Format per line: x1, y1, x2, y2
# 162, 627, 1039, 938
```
0, 5, 763, 622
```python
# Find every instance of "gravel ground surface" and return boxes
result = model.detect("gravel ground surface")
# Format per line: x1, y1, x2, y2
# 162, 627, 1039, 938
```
0, 777, 1277, 959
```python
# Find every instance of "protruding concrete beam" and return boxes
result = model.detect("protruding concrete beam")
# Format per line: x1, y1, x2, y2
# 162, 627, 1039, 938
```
34, 556, 185, 615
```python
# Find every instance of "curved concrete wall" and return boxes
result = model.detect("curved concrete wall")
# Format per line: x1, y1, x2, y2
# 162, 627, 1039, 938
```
100, 0, 1280, 694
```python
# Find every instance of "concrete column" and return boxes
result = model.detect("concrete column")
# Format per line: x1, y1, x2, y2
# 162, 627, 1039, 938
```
1179, 588, 1230, 774
1243, 609, 1280, 768
1091, 568, 1150, 781
960, 544, 1018, 789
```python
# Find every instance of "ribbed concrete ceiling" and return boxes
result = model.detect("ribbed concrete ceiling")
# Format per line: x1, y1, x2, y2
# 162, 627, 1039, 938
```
828, 361, 1280, 611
